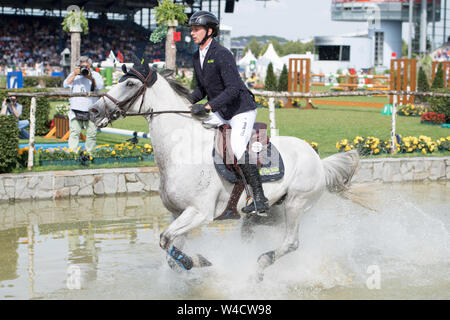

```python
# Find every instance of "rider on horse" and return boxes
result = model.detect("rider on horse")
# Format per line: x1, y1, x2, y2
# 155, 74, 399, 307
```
188, 11, 270, 215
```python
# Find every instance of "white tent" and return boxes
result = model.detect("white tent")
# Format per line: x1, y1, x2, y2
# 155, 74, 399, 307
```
238, 50, 257, 77
256, 43, 284, 79
238, 50, 257, 67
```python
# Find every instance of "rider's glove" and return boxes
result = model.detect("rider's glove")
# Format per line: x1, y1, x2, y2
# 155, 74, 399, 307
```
191, 103, 210, 117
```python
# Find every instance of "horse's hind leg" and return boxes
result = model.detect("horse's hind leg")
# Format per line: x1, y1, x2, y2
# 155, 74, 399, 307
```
256, 197, 307, 281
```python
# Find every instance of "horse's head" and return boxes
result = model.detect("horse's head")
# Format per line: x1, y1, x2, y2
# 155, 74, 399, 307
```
89, 55, 157, 128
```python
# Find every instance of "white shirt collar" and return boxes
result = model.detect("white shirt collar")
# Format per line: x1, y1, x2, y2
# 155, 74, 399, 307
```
199, 39, 212, 68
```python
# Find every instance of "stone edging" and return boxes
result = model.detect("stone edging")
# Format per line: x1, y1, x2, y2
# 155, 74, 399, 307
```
353, 156, 450, 183
1, 157, 449, 202
0, 167, 160, 202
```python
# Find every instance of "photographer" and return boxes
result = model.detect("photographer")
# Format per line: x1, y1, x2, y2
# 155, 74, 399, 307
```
63, 56, 104, 152
1, 95, 30, 139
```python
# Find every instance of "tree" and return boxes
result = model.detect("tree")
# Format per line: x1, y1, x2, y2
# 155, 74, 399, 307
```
265, 63, 277, 91
278, 64, 288, 91
431, 63, 445, 89
245, 38, 262, 57
154, 0, 188, 71
417, 66, 430, 103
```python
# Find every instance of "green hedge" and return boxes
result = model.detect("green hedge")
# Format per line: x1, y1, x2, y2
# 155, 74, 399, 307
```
429, 88, 450, 123
23, 76, 63, 88
0, 88, 50, 135
0, 115, 20, 173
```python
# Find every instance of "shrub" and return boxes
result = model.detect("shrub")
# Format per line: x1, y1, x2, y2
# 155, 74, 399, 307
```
0, 89, 51, 135
264, 63, 277, 91
23, 76, 63, 88
0, 115, 20, 173
428, 88, 450, 123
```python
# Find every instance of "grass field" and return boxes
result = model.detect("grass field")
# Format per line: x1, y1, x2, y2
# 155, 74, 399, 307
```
20, 98, 450, 163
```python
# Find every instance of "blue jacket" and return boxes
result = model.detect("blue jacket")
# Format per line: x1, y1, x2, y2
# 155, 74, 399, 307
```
190, 39, 257, 120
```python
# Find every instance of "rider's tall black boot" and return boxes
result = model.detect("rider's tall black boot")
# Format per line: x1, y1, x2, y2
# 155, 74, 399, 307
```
238, 159, 270, 216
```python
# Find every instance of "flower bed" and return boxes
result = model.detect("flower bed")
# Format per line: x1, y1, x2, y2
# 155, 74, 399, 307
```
18, 142, 154, 167
420, 112, 446, 125
397, 104, 427, 117
255, 96, 294, 108
336, 135, 450, 155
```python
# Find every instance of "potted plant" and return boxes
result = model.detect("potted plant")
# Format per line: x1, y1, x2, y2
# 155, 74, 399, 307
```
152, 0, 188, 71
54, 103, 70, 139
62, 6, 89, 73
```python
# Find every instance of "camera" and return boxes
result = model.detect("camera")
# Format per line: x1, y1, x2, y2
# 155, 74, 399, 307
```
6, 98, 11, 104
79, 66, 90, 77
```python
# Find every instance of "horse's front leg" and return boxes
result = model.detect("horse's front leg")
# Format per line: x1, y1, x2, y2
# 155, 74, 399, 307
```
160, 206, 213, 270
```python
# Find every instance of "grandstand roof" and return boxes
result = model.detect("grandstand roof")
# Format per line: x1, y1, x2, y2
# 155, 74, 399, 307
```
1, 0, 162, 13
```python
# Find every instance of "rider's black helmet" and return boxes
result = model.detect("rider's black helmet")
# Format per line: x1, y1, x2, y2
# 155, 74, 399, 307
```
188, 11, 219, 38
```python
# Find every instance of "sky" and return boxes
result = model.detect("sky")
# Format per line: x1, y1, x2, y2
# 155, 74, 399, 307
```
221, 0, 367, 41
220, 0, 449, 46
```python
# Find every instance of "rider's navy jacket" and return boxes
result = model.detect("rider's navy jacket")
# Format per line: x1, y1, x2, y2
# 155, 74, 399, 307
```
190, 39, 257, 120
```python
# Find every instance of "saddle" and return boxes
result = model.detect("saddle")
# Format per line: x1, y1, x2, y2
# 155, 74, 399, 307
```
212, 122, 285, 221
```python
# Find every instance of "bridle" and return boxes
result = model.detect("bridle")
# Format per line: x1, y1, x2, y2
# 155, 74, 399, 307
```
101, 67, 191, 122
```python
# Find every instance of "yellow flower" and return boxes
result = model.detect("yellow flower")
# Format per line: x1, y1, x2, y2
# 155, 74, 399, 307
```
111, 151, 116, 155
407, 148, 413, 152
344, 146, 351, 152
374, 148, 380, 154
422, 148, 427, 154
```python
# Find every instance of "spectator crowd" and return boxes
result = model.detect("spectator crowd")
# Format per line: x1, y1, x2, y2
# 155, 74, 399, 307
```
0, 14, 195, 76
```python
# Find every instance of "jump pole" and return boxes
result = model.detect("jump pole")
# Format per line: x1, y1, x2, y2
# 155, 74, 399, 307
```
97, 127, 151, 139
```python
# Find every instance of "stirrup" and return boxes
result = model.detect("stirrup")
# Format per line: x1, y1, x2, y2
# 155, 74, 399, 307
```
242, 196, 269, 217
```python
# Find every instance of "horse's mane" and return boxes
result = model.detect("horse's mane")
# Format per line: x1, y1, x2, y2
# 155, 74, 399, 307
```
159, 69, 193, 103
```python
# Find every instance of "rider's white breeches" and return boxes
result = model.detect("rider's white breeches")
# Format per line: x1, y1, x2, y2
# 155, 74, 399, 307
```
202, 109, 257, 160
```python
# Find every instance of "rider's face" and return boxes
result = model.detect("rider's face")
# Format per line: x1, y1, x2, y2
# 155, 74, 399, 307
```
190, 26, 211, 45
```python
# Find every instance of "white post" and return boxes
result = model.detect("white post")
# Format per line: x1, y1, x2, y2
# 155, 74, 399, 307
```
391, 94, 397, 154
27, 97, 36, 170
408, 0, 414, 59
268, 97, 277, 137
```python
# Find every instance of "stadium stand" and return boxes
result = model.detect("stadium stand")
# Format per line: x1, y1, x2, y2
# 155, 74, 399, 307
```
0, 13, 193, 76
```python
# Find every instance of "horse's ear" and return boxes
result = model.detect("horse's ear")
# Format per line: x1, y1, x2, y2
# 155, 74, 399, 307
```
142, 57, 151, 71
122, 64, 128, 74
130, 53, 140, 66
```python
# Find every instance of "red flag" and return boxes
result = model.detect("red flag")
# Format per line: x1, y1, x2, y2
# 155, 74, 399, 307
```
173, 32, 181, 42
117, 50, 124, 63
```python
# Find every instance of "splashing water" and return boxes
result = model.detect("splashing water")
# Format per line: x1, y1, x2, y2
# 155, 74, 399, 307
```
0, 182, 448, 299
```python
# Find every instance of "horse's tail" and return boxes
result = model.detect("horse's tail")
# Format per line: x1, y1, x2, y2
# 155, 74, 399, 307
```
322, 150, 360, 194
321, 150, 379, 212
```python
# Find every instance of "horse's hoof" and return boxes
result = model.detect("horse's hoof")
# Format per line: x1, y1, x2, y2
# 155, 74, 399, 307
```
160, 233, 170, 250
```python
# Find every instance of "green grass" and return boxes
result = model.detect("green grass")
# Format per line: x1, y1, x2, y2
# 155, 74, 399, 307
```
255, 105, 450, 158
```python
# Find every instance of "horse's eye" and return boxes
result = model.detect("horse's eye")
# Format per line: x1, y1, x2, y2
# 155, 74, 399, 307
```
126, 81, 135, 87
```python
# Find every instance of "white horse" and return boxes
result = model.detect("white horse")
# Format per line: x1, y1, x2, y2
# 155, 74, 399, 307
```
89, 60, 361, 280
